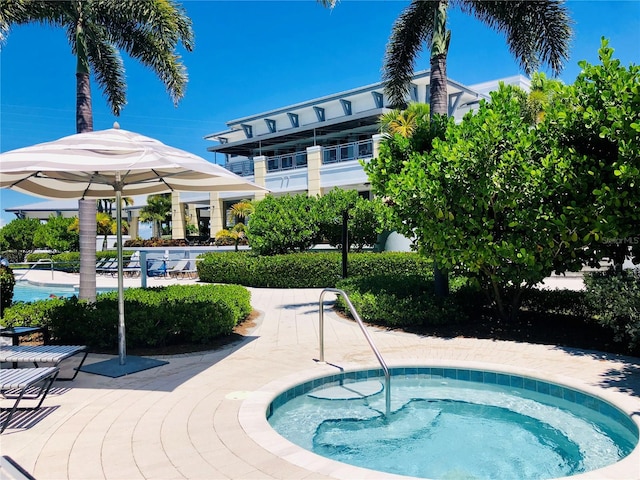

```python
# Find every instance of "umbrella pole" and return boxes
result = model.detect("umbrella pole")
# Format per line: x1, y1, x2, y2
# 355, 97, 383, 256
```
116, 185, 126, 365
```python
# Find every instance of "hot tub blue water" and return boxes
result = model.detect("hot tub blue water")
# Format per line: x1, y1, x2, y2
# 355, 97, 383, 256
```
12, 282, 115, 303
268, 367, 638, 480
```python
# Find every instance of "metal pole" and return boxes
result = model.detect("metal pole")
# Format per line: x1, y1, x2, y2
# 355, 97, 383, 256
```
115, 177, 126, 365
342, 210, 348, 278
319, 290, 326, 363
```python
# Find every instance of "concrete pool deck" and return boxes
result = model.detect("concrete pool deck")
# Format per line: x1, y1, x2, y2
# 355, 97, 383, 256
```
1, 271, 639, 480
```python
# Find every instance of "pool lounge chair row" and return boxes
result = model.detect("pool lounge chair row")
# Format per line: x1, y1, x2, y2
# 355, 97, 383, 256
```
96, 258, 141, 277
147, 259, 198, 279
0, 344, 87, 433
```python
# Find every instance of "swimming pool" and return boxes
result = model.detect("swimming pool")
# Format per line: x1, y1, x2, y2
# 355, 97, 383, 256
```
263, 367, 639, 480
12, 281, 115, 303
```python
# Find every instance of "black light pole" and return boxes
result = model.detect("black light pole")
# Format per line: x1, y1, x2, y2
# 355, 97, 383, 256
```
342, 209, 349, 278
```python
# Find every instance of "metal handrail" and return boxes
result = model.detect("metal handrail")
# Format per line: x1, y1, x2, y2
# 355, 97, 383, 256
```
319, 288, 391, 416
18, 258, 55, 280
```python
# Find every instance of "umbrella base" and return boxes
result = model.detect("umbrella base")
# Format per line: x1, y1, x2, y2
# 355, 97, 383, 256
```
80, 356, 168, 378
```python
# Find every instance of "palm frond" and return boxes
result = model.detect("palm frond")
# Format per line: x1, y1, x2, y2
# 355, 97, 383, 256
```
0, 0, 70, 44
96, 0, 194, 105
383, 0, 438, 108
86, 32, 127, 116
460, 0, 572, 75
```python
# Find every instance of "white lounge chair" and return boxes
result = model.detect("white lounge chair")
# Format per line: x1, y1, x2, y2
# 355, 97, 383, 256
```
0, 367, 59, 433
0, 345, 88, 381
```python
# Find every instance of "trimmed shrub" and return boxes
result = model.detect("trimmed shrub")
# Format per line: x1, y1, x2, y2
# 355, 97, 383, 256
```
1, 284, 252, 350
197, 251, 433, 288
584, 269, 640, 350
334, 274, 476, 328
520, 288, 589, 317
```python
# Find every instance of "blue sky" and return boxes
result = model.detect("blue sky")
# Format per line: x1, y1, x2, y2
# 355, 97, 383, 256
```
1, 0, 639, 228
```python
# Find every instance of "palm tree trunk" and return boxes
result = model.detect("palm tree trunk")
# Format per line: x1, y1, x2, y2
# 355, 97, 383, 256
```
430, 0, 450, 297
76, 20, 97, 302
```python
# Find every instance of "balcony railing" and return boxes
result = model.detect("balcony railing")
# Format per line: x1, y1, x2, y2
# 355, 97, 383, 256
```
267, 151, 308, 173
223, 139, 374, 177
323, 139, 373, 165
226, 159, 254, 177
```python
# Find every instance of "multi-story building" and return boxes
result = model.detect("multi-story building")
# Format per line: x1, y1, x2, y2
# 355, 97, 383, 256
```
168, 71, 529, 240
5, 71, 529, 244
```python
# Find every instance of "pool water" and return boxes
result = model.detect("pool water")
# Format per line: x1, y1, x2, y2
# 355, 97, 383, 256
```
12, 282, 115, 303
268, 368, 638, 480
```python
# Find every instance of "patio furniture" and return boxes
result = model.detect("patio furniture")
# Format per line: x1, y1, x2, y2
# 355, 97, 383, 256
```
0, 455, 36, 480
0, 327, 45, 346
97, 258, 117, 275
0, 367, 59, 433
147, 260, 168, 277
123, 260, 141, 277
0, 345, 88, 381
167, 259, 198, 279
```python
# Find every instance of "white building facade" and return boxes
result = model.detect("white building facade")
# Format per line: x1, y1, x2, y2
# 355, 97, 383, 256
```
171, 71, 529, 240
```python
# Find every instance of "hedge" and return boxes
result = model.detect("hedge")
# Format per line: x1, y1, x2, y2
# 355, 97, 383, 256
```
334, 274, 480, 328
197, 251, 433, 288
584, 269, 640, 350
1, 284, 251, 350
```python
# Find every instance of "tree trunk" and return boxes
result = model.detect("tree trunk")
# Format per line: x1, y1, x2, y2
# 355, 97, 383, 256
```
76, 29, 97, 301
430, 0, 450, 297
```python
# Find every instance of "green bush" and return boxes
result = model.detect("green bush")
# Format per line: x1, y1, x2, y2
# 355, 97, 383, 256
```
520, 288, 590, 317
334, 274, 476, 328
0, 265, 16, 317
584, 269, 640, 350
247, 194, 320, 255
1, 284, 252, 350
197, 251, 433, 288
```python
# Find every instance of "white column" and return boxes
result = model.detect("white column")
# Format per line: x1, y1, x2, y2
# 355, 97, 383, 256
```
253, 156, 267, 201
171, 191, 185, 239
306, 145, 322, 197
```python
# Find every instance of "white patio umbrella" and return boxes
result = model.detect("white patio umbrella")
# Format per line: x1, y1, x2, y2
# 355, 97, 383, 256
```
0, 125, 267, 368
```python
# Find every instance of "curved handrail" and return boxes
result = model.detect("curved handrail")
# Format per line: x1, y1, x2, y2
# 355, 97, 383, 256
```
319, 288, 391, 416
18, 258, 55, 280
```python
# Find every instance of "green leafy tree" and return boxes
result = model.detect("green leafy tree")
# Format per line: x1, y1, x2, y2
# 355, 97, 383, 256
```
247, 194, 319, 255
368, 83, 584, 320
376, 0, 572, 296
33, 215, 79, 252
0, 0, 194, 301
139, 194, 172, 239
315, 189, 391, 251
542, 39, 640, 269
0, 218, 42, 261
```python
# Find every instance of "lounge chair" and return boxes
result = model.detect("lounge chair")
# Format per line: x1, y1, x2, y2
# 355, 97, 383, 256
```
167, 259, 198, 279
0, 367, 59, 433
123, 260, 141, 277
146, 260, 168, 277
97, 258, 117, 275
0, 345, 88, 381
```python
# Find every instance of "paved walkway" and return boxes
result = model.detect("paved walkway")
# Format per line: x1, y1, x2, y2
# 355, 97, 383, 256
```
1, 273, 639, 480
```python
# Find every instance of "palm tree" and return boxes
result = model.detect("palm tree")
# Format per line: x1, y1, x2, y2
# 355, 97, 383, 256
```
0, 0, 194, 301
380, 103, 430, 138
229, 199, 255, 225
140, 194, 172, 239
97, 197, 134, 216
379, 0, 571, 296
383, 1, 571, 108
